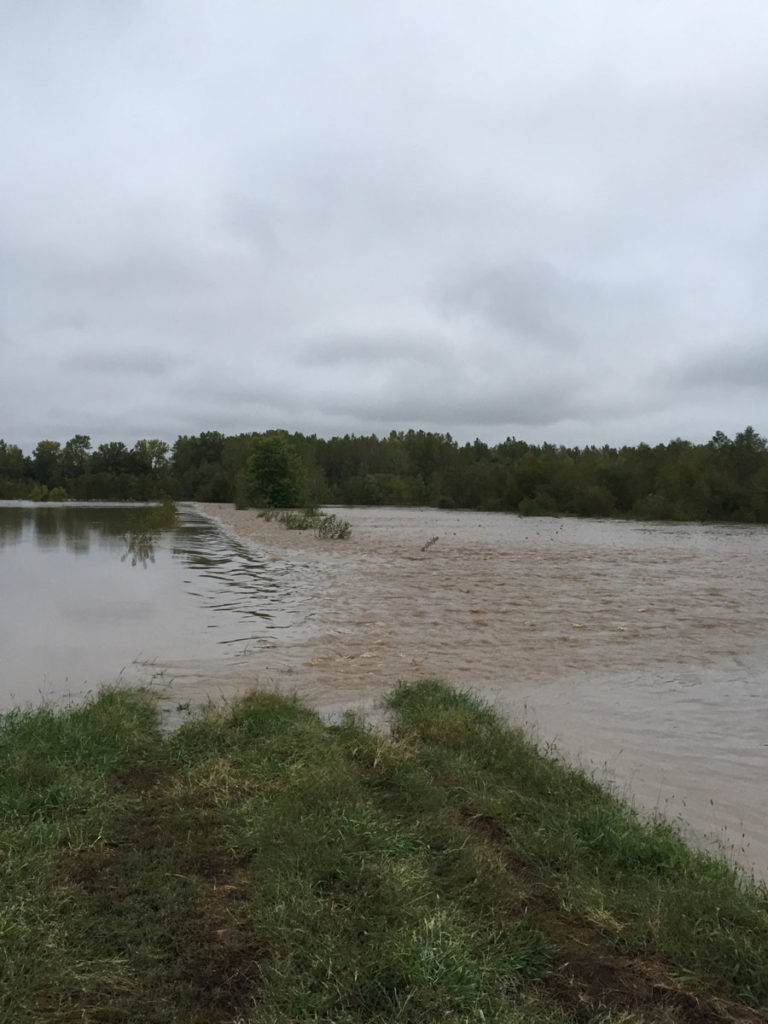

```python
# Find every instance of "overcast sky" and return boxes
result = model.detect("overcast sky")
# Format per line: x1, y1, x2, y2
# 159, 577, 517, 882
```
2, 1, 767, 454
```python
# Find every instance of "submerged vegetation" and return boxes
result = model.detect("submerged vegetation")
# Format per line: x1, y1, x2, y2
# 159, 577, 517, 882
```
2, 680, 766, 1023
260, 506, 352, 539
3, 425, 768, 523
135, 496, 177, 531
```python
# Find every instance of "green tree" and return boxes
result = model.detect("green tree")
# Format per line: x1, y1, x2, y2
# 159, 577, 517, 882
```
242, 434, 306, 508
0, 440, 24, 480
60, 434, 92, 480
32, 440, 62, 487
132, 439, 170, 476
171, 431, 230, 500
91, 441, 133, 476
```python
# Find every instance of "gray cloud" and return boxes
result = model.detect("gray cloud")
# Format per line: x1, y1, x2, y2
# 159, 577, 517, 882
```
669, 339, 768, 391
301, 333, 444, 367
328, 381, 582, 431
62, 349, 177, 377
223, 196, 283, 259
437, 261, 600, 347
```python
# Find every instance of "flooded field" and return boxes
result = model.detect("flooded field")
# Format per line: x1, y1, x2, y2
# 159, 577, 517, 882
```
197, 503, 768, 878
1, 500, 766, 877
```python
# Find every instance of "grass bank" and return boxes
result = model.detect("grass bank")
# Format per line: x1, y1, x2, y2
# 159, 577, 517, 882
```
1, 680, 766, 1023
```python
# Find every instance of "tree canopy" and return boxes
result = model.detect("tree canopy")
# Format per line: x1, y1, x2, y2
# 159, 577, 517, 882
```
2, 426, 768, 524
241, 433, 307, 509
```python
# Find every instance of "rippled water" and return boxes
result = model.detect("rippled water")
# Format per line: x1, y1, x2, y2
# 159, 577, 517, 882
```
2, 500, 767, 877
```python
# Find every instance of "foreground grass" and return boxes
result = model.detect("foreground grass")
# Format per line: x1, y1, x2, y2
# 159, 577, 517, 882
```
1, 682, 767, 1023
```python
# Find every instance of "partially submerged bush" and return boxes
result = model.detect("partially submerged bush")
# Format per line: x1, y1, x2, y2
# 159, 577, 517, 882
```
29, 484, 68, 502
315, 513, 351, 539
256, 507, 352, 539
280, 510, 319, 531
141, 497, 177, 530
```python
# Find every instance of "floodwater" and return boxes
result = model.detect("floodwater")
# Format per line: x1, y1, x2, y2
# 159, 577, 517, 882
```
0, 502, 322, 707
1, 500, 767, 878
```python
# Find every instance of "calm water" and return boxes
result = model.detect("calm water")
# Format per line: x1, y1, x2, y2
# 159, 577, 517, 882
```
0, 501, 318, 708
2, 500, 767, 877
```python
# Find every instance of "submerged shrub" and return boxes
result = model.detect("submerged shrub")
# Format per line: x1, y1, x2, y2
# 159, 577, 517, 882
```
257, 507, 352, 539
315, 514, 351, 539
279, 510, 317, 530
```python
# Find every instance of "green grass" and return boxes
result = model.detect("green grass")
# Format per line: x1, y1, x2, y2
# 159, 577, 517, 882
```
1, 681, 766, 1023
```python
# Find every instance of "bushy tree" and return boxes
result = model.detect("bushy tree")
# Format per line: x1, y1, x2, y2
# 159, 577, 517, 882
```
242, 434, 306, 508
132, 439, 170, 475
32, 440, 62, 487
0, 440, 24, 481
60, 434, 91, 480
91, 441, 133, 476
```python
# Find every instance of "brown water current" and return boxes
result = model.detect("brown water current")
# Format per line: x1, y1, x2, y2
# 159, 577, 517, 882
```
191, 503, 768, 878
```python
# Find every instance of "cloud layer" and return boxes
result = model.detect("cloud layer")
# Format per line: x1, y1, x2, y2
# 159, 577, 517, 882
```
2, 1, 768, 452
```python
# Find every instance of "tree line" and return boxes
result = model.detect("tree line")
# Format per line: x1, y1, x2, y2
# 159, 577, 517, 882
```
1, 426, 767, 523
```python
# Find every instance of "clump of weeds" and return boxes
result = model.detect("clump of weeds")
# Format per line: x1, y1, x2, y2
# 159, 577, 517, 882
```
257, 506, 351, 539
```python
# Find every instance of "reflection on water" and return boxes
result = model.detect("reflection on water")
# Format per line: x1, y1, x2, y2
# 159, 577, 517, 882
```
0, 501, 159, 556
0, 505, 23, 548
121, 532, 156, 569
0, 502, 317, 711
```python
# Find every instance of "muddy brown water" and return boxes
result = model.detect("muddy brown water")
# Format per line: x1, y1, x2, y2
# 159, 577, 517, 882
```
196, 504, 768, 879
2, 501, 766, 877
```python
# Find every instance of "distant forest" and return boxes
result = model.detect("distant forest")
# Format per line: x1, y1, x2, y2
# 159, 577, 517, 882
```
1, 426, 768, 523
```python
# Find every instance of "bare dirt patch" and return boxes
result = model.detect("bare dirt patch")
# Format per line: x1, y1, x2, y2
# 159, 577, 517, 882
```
60, 769, 266, 1024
